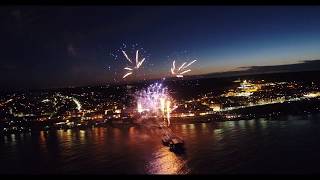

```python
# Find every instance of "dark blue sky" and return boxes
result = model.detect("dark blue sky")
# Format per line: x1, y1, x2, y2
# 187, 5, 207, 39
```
1, 6, 320, 90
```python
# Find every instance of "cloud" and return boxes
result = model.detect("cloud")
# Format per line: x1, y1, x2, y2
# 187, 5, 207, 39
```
239, 60, 320, 74
202, 60, 320, 78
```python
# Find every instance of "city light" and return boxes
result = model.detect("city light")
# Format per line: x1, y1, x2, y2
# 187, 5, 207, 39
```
2, 78, 320, 133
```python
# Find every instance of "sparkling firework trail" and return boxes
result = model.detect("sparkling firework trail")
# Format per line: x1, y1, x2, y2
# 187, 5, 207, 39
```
171, 59, 197, 78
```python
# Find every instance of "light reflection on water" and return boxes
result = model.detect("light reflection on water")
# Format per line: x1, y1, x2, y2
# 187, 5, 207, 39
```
1, 114, 320, 174
146, 147, 189, 174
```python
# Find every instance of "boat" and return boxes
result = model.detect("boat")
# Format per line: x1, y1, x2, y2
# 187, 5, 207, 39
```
161, 135, 185, 153
168, 137, 185, 152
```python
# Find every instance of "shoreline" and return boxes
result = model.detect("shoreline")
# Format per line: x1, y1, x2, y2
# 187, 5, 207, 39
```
1, 112, 320, 136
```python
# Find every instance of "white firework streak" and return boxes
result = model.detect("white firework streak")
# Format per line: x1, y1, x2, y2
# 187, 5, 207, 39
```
123, 72, 133, 79
120, 50, 146, 79
171, 60, 176, 74
136, 58, 145, 68
178, 62, 187, 71
180, 69, 191, 74
124, 67, 133, 71
122, 50, 132, 63
183, 60, 197, 69
136, 50, 139, 65
171, 59, 197, 77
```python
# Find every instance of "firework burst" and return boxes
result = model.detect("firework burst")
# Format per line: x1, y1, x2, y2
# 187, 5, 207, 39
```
171, 60, 197, 78
135, 83, 176, 126
121, 50, 146, 79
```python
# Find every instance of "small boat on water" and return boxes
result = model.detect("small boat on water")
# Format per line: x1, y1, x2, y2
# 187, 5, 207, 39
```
169, 137, 185, 152
161, 135, 185, 152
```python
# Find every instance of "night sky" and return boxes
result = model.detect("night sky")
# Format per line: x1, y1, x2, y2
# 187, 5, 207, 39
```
2, 6, 320, 90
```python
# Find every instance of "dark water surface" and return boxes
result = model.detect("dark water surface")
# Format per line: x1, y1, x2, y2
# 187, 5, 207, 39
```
1, 114, 320, 174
